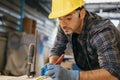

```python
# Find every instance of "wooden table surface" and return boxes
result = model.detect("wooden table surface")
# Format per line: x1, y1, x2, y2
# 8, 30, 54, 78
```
0, 75, 52, 80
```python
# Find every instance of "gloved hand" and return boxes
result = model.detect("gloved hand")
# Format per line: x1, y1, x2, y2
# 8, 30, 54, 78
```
40, 63, 53, 76
45, 64, 80, 80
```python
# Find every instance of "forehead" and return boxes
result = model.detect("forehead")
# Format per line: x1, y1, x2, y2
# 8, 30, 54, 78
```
59, 10, 76, 18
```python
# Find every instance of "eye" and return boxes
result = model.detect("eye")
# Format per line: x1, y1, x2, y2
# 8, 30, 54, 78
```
66, 17, 72, 21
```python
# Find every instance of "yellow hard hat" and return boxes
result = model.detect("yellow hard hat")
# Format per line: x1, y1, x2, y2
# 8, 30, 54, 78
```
48, 0, 85, 19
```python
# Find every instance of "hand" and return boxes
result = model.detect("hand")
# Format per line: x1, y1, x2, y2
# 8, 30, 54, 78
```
45, 64, 80, 80
40, 63, 53, 76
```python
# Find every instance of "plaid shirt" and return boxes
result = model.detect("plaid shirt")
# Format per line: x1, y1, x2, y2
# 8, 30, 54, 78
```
50, 11, 120, 79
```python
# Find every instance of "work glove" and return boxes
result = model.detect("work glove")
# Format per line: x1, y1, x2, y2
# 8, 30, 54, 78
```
40, 63, 52, 76
45, 64, 80, 80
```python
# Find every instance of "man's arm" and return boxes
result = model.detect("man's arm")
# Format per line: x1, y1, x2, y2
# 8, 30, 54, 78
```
80, 69, 118, 80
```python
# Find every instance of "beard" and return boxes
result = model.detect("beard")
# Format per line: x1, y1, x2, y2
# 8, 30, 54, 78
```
62, 26, 73, 35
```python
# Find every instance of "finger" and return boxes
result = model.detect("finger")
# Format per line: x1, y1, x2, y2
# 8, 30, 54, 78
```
46, 63, 53, 66
50, 74, 56, 79
53, 77, 58, 80
40, 69, 45, 76
45, 69, 55, 76
47, 64, 57, 70
46, 71, 56, 79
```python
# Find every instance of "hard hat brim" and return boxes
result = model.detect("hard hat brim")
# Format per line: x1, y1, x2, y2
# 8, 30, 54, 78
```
48, 5, 83, 19
48, 0, 85, 19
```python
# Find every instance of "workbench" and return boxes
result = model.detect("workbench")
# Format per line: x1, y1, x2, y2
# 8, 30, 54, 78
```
0, 75, 52, 80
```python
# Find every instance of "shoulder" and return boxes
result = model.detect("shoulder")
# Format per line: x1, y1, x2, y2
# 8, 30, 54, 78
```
89, 18, 115, 35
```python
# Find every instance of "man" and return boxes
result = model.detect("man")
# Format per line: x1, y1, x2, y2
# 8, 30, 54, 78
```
41, 0, 120, 80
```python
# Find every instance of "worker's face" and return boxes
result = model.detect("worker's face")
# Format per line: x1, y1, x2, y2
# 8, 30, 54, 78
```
58, 10, 81, 35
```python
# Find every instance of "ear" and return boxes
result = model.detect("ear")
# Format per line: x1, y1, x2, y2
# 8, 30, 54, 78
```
80, 8, 86, 19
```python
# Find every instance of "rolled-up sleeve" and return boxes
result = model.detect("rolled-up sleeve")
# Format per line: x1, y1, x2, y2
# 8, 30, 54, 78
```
49, 27, 68, 57
91, 23, 120, 79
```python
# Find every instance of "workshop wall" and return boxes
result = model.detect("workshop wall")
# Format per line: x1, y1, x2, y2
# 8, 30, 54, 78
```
0, 0, 56, 76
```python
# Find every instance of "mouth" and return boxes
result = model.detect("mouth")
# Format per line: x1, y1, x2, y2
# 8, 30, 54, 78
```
63, 28, 69, 32
62, 27, 72, 34
63, 27, 69, 31
63, 29, 72, 34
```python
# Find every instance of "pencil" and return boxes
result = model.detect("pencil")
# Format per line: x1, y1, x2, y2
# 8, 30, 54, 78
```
55, 54, 64, 65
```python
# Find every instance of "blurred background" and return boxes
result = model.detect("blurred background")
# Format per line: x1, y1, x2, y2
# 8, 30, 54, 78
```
0, 0, 120, 78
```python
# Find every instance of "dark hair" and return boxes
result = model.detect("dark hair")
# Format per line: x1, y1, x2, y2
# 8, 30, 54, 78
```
76, 6, 84, 11
75, 6, 84, 17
